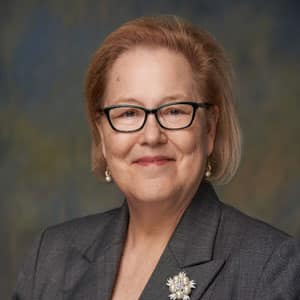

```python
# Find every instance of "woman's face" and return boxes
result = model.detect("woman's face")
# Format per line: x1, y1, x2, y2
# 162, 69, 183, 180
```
97, 47, 217, 205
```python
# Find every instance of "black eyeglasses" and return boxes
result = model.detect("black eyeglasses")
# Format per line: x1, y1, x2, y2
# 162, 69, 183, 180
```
98, 101, 213, 133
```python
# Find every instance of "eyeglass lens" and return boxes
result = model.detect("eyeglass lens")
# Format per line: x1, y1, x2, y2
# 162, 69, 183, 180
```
108, 103, 195, 131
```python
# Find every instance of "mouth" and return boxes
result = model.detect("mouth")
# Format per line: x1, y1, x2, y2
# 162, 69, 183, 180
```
133, 156, 175, 166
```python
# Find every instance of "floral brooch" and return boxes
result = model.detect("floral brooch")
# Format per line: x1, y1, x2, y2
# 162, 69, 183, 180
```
166, 271, 196, 300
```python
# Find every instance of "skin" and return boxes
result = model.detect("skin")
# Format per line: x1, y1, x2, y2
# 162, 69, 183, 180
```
96, 46, 218, 300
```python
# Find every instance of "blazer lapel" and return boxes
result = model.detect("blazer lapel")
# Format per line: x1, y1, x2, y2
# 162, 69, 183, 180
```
62, 182, 224, 300
63, 203, 129, 300
140, 182, 225, 300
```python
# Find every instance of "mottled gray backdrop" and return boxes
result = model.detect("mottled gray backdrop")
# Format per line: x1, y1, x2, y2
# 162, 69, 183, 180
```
1, 1, 299, 298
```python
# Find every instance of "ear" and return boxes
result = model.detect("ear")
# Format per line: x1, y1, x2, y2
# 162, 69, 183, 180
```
95, 122, 107, 160
206, 105, 219, 156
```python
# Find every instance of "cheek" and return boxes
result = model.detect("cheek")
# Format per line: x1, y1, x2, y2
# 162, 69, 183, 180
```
96, 120, 133, 160
174, 123, 211, 180
187, 135, 207, 167
101, 131, 135, 162
178, 123, 209, 158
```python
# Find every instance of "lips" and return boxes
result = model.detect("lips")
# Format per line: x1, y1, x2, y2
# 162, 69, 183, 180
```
133, 156, 175, 166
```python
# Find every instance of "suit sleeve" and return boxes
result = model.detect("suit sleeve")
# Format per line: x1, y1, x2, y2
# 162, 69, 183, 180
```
254, 238, 300, 299
12, 231, 45, 300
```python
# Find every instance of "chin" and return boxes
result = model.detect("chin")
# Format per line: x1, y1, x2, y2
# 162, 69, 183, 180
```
128, 179, 181, 204
131, 191, 175, 205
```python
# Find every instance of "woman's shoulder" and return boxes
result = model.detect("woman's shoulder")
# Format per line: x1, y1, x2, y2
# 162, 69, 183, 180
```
40, 205, 123, 251
47, 205, 121, 233
214, 199, 300, 298
216, 198, 298, 259
13, 205, 124, 299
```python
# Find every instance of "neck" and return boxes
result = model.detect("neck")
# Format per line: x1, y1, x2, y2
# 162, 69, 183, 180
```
125, 194, 193, 250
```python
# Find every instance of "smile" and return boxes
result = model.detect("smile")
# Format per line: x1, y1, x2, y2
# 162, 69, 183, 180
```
133, 156, 175, 166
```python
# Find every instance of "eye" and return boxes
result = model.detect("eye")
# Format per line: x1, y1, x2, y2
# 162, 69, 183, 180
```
120, 109, 137, 118
110, 107, 143, 120
162, 106, 191, 116
167, 108, 184, 115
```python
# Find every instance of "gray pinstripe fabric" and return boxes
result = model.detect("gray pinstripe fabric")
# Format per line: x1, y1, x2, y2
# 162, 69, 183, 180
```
13, 182, 300, 299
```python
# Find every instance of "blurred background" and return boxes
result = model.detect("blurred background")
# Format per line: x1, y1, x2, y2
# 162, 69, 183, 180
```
1, 0, 299, 298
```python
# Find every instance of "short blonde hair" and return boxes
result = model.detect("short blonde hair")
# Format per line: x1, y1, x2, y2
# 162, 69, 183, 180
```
85, 15, 241, 184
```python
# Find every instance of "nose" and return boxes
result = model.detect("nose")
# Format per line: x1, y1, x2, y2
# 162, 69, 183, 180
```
139, 114, 167, 146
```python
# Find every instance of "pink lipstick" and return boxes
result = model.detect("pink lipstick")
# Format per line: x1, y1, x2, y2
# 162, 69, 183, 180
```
133, 156, 174, 166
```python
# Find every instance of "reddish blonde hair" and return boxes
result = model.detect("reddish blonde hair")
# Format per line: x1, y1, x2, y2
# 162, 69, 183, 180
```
85, 15, 241, 184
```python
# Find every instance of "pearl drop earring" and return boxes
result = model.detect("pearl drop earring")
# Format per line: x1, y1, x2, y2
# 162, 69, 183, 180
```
105, 168, 112, 183
205, 161, 212, 178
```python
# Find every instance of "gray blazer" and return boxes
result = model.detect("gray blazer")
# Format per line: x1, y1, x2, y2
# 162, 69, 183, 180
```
13, 182, 300, 299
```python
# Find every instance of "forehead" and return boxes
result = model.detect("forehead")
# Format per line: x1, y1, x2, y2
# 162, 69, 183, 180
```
103, 46, 199, 106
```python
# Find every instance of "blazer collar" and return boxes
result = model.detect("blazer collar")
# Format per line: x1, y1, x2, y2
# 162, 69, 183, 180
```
63, 181, 225, 300
169, 180, 221, 267
140, 181, 225, 299
63, 203, 129, 299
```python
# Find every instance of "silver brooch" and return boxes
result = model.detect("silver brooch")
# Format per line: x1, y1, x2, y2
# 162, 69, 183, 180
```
166, 271, 196, 300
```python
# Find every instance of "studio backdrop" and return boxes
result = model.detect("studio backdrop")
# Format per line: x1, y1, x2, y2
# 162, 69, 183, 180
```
1, 1, 299, 299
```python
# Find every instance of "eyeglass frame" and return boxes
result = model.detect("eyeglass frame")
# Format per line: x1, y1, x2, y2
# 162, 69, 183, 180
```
97, 101, 214, 133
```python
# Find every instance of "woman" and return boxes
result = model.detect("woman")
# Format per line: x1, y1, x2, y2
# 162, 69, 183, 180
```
14, 15, 300, 300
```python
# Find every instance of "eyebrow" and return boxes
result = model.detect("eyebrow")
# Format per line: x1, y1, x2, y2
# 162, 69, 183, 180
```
162, 94, 191, 101
108, 93, 192, 106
